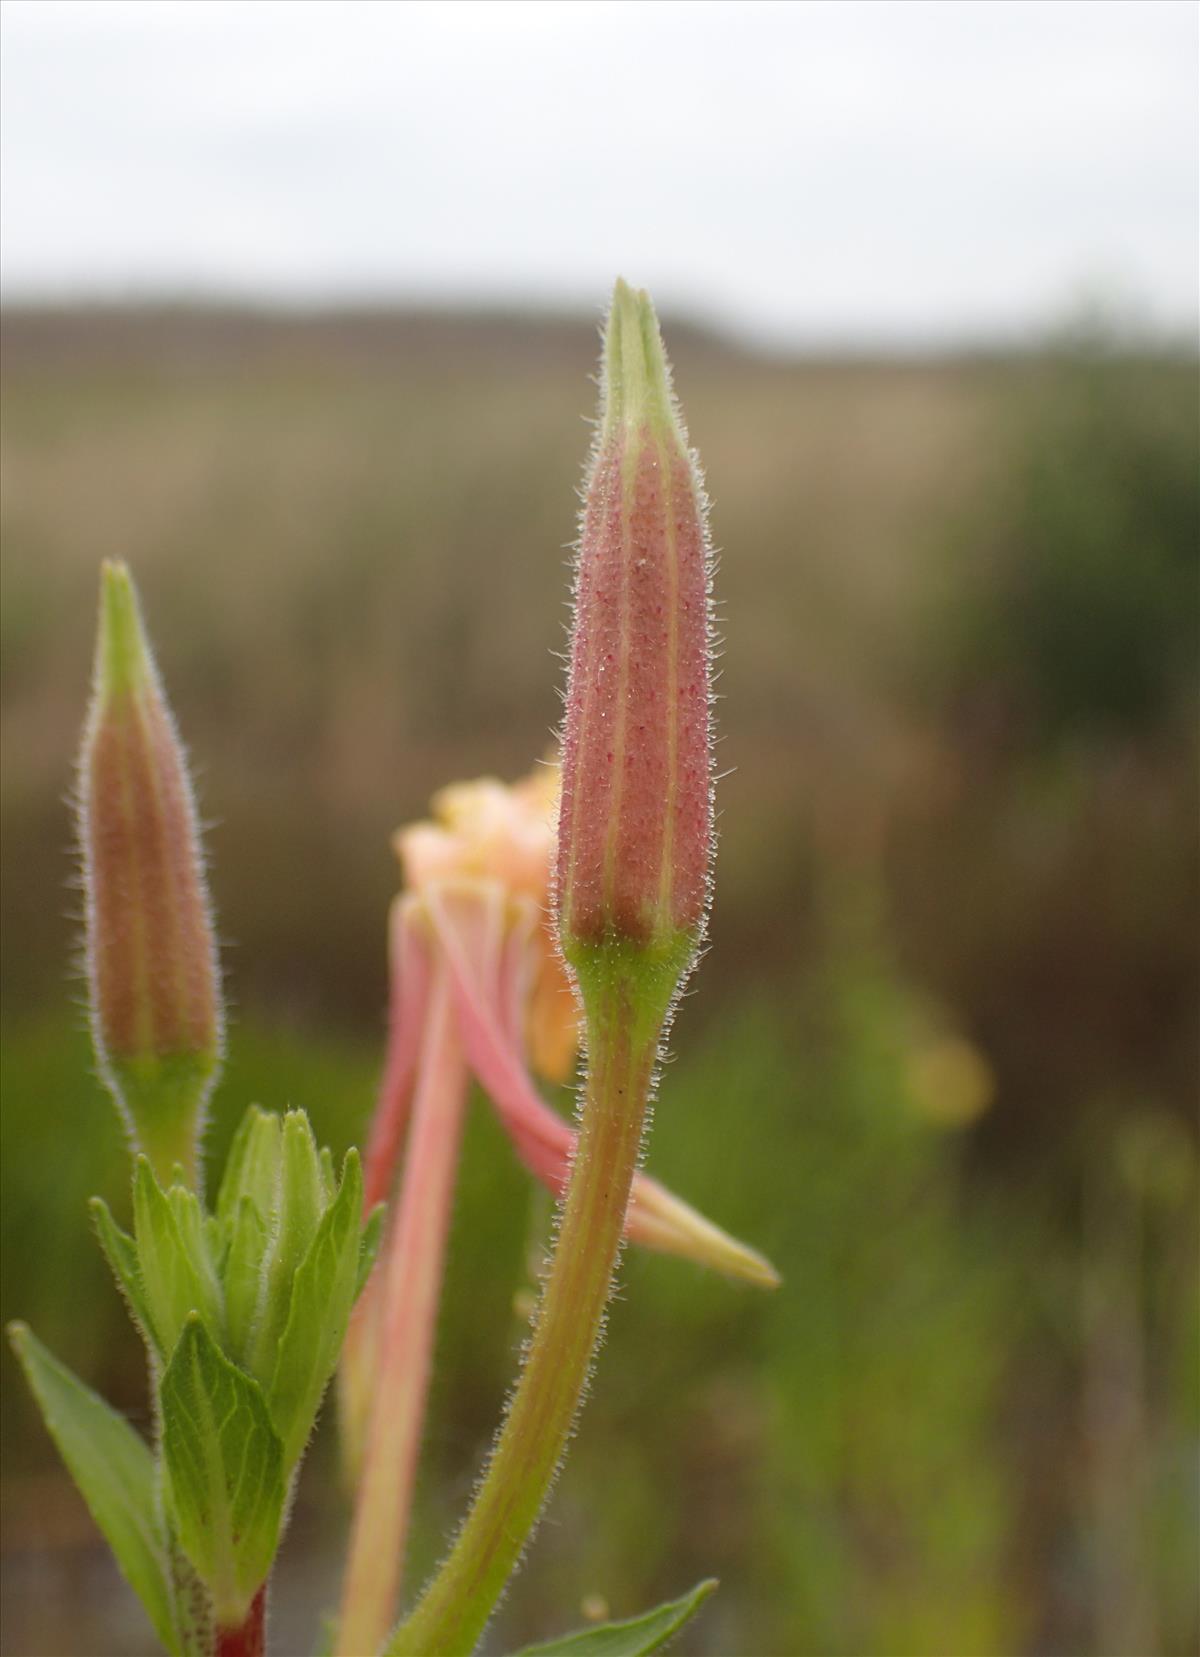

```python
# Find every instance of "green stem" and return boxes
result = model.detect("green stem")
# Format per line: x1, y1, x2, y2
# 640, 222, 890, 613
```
386, 970, 659, 1656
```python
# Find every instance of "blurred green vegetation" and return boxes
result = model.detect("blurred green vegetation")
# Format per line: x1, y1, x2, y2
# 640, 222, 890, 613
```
1, 309, 1196, 1655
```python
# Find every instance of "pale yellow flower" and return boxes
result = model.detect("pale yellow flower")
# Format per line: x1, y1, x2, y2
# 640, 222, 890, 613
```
395, 764, 578, 1082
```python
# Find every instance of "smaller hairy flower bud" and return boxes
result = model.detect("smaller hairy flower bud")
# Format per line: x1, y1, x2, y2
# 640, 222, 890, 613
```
557, 280, 713, 984
79, 561, 222, 1186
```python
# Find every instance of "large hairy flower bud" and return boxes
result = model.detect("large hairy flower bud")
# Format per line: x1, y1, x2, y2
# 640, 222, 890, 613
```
557, 279, 713, 992
78, 561, 222, 1186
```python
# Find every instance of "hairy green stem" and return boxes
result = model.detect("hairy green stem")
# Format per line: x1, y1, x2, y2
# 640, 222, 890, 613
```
386, 970, 659, 1656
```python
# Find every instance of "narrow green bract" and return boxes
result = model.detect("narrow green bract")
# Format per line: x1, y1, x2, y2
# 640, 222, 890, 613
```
216, 1105, 282, 1228
222, 1194, 269, 1364
245, 1111, 325, 1383
90, 1195, 157, 1345
268, 1150, 380, 1473
133, 1156, 225, 1359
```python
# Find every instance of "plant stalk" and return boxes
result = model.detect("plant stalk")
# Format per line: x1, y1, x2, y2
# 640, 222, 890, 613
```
337, 967, 467, 1657
386, 970, 657, 1656
215, 1586, 266, 1657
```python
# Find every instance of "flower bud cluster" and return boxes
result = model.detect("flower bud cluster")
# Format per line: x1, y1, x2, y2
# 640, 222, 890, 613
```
91, 1107, 381, 1624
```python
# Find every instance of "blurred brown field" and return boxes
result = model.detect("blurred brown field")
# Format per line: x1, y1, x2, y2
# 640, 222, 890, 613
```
2, 308, 1028, 1024
1, 307, 1197, 1656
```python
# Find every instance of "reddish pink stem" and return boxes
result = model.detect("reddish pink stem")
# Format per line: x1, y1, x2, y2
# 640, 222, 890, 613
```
215, 1587, 266, 1657
336, 965, 468, 1657
363, 896, 430, 1211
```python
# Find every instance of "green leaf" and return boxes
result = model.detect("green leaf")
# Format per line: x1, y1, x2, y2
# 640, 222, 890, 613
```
318, 1144, 337, 1205
511, 1580, 719, 1657
90, 1196, 156, 1345
215, 1103, 257, 1223
203, 1211, 224, 1268
160, 1314, 284, 1625
8, 1321, 180, 1655
282, 1109, 325, 1248
245, 1111, 324, 1386
133, 1157, 224, 1357
267, 1149, 366, 1473
170, 1184, 221, 1291
216, 1106, 280, 1228
222, 1194, 268, 1365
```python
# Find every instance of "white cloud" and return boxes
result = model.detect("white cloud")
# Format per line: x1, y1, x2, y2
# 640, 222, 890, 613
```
1, 0, 1195, 344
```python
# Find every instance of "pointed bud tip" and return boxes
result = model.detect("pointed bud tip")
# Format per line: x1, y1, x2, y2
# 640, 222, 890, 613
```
96, 558, 155, 703
698, 1238, 782, 1292
743, 1254, 783, 1292
603, 277, 678, 444
629, 1177, 781, 1290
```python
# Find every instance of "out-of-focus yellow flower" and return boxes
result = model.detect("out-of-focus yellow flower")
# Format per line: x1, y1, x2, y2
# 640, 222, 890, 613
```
905, 1034, 995, 1128
344, 760, 779, 1486
396, 765, 578, 1082
363, 760, 776, 1288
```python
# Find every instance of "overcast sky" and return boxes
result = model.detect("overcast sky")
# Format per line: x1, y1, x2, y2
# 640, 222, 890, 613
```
1, 0, 1196, 347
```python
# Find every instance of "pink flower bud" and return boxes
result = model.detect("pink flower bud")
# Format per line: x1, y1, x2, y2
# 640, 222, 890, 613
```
78, 561, 222, 1185
557, 280, 712, 962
